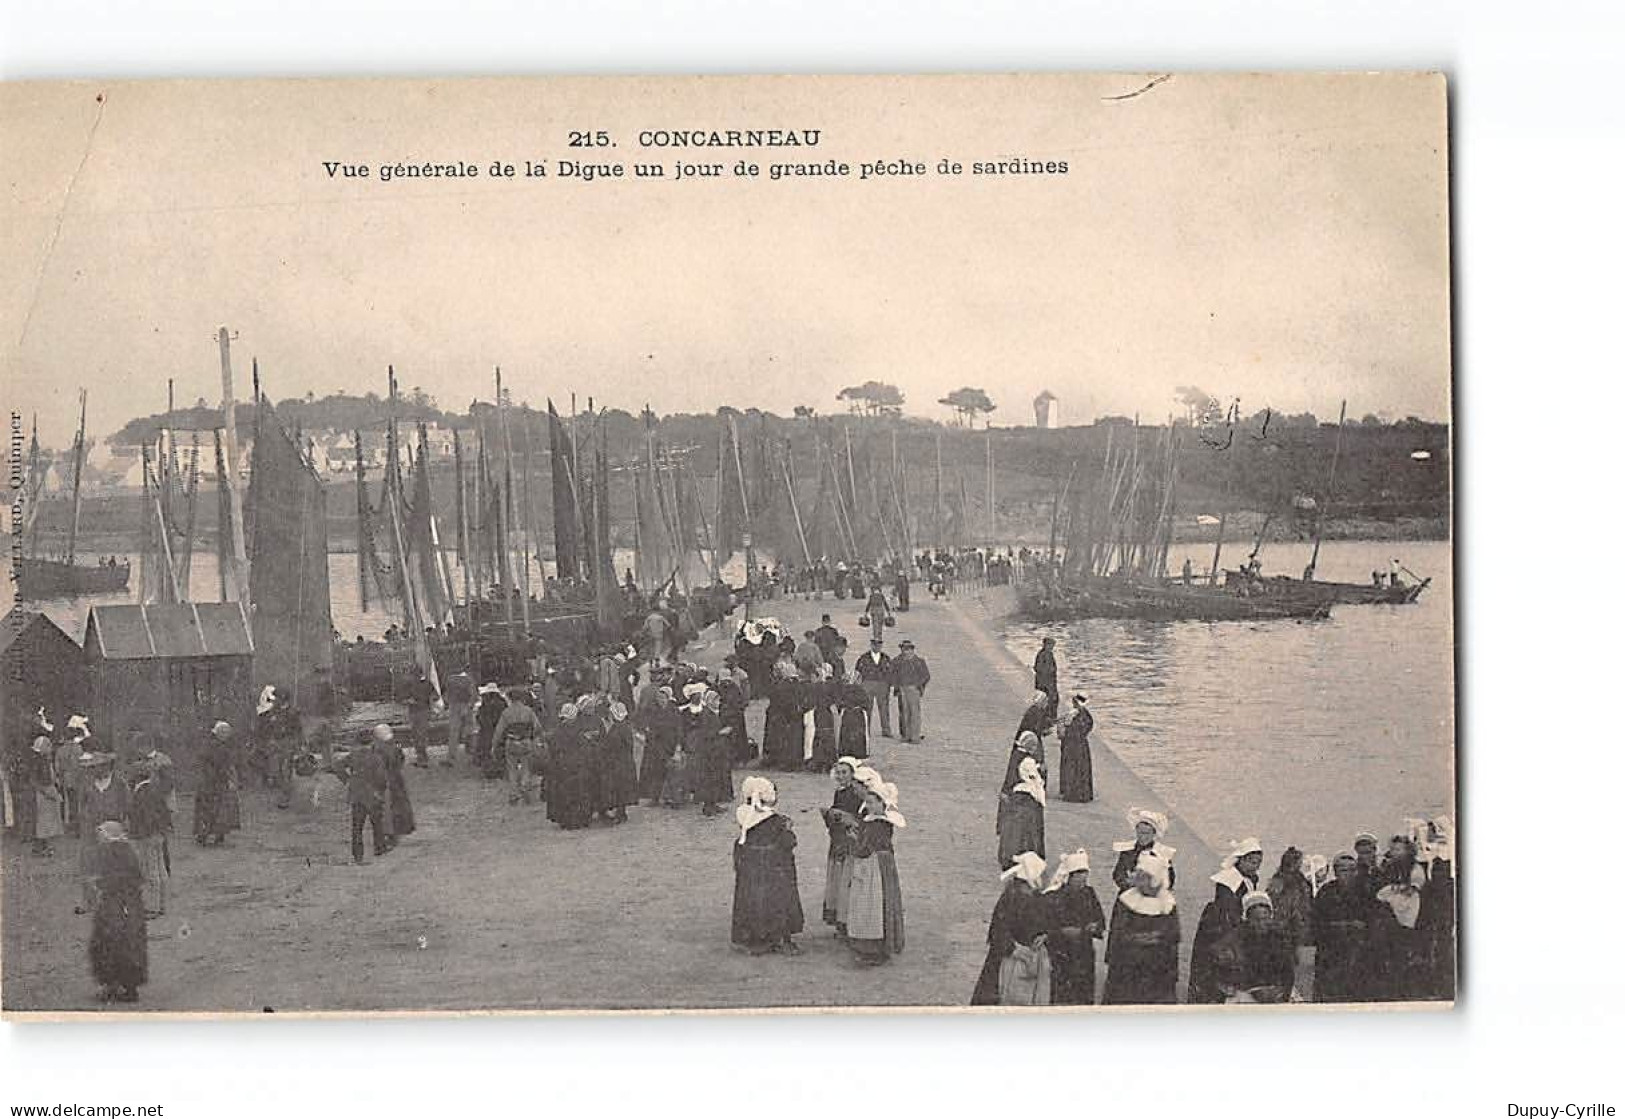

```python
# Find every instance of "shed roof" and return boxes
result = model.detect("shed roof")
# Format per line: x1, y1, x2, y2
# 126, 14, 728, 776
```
0, 608, 81, 657
85, 603, 254, 660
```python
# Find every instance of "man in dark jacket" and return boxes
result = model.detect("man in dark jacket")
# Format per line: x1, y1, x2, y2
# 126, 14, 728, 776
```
854, 638, 895, 739
443, 670, 475, 768
337, 731, 391, 865
813, 615, 842, 663
892, 640, 931, 743
405, 671, 436, 768
1032, 637, 1059, 721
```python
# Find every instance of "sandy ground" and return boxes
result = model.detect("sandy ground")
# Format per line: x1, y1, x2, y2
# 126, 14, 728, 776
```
2, 585, 1218, 1014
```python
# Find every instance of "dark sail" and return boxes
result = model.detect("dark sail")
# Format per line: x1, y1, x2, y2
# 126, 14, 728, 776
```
247, 400, 334, 712
547, 400, 580, 580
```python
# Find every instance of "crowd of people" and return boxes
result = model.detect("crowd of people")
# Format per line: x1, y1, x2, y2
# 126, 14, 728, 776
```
3, 550, 1455, 1010
969, 814, 1456, 1006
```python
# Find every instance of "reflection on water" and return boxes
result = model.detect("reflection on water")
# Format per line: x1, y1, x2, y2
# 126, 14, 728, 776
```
1000, 539, 1454, 863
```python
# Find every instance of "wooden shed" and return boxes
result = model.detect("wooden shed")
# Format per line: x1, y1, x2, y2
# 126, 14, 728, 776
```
83, 603, 255, 767
0, 608, 87, 743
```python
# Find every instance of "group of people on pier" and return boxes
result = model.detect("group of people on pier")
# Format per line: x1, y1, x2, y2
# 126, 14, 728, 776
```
3, 550, 1453, 1010
972, 812, 1455, 1006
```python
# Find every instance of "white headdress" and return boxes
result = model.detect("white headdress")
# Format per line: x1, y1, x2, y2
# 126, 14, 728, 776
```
1001, 851, 1046, 887
1241, 890, 1274, 916
861, 780, 907, 828
736, 776, 779, 843
1012, 756, 1047, 808
852, 765, 884, 793
1044, 848, 1091, 892
1118, 850, 1178, 916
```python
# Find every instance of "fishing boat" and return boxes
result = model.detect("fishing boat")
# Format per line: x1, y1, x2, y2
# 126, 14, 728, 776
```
1018, 416, 1336, 623
1020, 575, 1331, 622
16, 556, 131, 599
1222, 568, 1428, 606
1215, 404, 1429, 608
15, 393, 132, 601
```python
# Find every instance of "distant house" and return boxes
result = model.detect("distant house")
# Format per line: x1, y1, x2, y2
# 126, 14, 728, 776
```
82, 603, 255, 768
0, 608, 87, 738
1034, 390, 1060, 429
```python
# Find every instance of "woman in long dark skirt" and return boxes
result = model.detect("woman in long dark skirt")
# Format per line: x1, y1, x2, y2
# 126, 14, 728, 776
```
970, 852, 1051, 1005
191, 722, 240, 846
837, 674, 870, 760
1232, 892, 1297, 1002
762, 665, 803, 771
378, 727, 415, 846
637, 687, 678, 804
717, 676, 753, 767
1417, 826, 1456, 1001
88, 821, 147, 1003
731, 777, 804, 955
821, 759, 863, 935
1110, 809, 1178, 893
1057, 695, 1095, 804
997, 756, 1046, 870
547, 705, 593, 830
473, 684, 508, 778
1014, 693, 1053, 766
688, 689, 731, 817
1104, 851, 1181, 1005
1044, 849, 1105, 1005
596, 702, 637, 824
846, 778, 905, 965
809, 669, 839, 773
27, 736, 62, 856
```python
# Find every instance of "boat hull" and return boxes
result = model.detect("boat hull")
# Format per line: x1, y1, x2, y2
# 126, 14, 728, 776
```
1222, 570, 1428, 606
15, 558, 131, 600
1018, 577, 1331, 622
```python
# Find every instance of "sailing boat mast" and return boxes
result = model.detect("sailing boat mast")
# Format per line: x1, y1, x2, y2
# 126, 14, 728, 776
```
519, 422, 535, 636
355, 429, 369, 613
934, 430, 945, 551
495, 367, 515, 632
729, 414, 756, 588
986, 427, 995, 549
66, 389, 86, 568
217, 328, 249, 599
1306, 400, 1348, 580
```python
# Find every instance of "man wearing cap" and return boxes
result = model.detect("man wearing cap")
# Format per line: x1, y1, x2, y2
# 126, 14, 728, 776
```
443, 669, 475, 769
1311, 853, 1380, 1001
405, 671, 435, 768
1032, 637, 1059, 722
862, 585, 892, 644
336, 728, 390, 864
1352, 832, 1381, 898
891, 640, 931, 743
854, 638, 894, 739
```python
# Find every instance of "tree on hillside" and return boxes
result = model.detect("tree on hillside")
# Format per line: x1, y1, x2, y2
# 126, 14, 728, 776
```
939, 387, 996, 428
1175, 385, 1225, 426
836, 381, 905, 417
793, 405, 816, 420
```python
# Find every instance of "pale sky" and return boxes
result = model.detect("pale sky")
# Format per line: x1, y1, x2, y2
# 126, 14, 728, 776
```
1, 73, 1450, 443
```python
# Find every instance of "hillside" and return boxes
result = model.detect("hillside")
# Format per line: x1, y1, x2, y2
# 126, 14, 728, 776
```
19, 408, 1449, 559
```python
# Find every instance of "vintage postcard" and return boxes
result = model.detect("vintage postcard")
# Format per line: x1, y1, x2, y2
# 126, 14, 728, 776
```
0, 73, 1453, 1015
